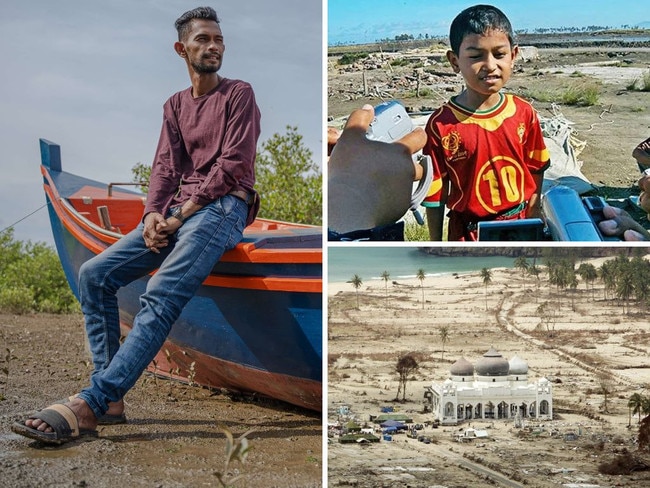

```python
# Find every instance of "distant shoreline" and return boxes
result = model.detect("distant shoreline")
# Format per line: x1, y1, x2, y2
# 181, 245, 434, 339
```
328, 29, 650, 52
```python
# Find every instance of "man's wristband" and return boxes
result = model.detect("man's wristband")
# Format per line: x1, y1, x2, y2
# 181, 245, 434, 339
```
171, 206, 186, 223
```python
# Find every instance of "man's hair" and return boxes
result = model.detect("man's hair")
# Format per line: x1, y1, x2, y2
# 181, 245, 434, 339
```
449, 4, 514, 54
175, 6, 220, 41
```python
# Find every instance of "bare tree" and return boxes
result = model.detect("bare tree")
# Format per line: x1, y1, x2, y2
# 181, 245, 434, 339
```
536, 301, 557, 336
395, 353, 419, 401
599, 375, 613, 414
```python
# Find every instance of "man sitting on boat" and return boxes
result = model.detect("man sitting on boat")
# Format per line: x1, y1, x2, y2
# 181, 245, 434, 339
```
13, 6, 261, 445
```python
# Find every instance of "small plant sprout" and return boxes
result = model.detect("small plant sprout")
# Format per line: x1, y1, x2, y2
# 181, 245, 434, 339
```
214, 424, 254, 487
187, 361, 196, 387
151, 358, 159, 387
187, 361, 198, 400
164, 348, 183, 399
1, 348, 17, 400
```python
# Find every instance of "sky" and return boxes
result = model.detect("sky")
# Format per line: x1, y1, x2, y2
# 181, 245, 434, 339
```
0, 0, 323, 244
328, 0, 650, 45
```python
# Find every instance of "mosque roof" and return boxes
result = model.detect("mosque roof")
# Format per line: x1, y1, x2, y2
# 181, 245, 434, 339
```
450, 356, 474, 376
509, 355, 529, 375
475, 347, 509, 376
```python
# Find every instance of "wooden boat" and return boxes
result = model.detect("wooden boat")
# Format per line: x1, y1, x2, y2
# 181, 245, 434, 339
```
39, 139, 322, 411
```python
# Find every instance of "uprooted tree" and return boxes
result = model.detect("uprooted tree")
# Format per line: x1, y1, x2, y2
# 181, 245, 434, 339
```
395, 353, 419, 401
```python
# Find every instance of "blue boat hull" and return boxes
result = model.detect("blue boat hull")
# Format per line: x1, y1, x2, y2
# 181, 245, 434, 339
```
40, 139, 322, 411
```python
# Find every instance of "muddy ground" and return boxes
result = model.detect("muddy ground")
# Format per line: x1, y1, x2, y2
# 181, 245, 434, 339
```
0, 313, 322, 487
328, 260, 650, 487
328, 44, 650, 229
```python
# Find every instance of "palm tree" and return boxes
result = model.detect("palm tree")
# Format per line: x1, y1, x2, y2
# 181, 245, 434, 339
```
577, 262, 598, 300
350, 274, 363, 309
600, 261, 616, 300
416, 268, 426, 309
381, 270, 390, 307
569, 272, 578, 311
616, 271, 634, 315
439, 326, 449, 361
480, 267, 492, 310
631, 256, 650, 313
629, 393, 645, 424
514, 256, 529, 278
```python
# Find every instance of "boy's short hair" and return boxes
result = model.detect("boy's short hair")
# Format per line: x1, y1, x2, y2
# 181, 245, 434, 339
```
449, 4, 514, 54
175, 6, 220, 41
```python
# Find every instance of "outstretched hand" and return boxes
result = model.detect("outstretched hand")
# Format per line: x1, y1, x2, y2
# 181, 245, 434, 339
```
328, 104, 426, 234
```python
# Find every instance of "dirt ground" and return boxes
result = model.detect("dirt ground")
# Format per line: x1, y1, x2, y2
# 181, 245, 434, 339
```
327, 257, 650, 487
0, 313, 322, 487
328, 44, 650, 229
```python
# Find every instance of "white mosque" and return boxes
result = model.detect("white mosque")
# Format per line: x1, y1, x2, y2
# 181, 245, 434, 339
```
423, 347, 553, 425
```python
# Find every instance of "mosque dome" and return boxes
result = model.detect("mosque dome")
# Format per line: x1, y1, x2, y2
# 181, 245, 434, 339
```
509, 355, 529, 375
450, 357, 474, 376
474, 347, 509, 376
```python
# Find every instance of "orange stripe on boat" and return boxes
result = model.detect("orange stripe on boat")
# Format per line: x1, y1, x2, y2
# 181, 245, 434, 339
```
202, 275, 321, 293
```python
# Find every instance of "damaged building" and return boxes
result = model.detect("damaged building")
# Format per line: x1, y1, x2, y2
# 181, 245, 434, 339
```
424, 348, 553, 425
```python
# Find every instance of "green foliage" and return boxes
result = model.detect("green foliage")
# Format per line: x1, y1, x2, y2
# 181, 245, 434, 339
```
525, 82, 600, 106
338, 52, 369, 65
0, 229, 78, 314
0, 286, 35, 315
560, 83, 600, 106
405, 87, 433, 98
255, 126, 322, 225
627, 71, 650, 92
390, 58, 409, 67
130, 162, 151, 193
404, 219, 429, 241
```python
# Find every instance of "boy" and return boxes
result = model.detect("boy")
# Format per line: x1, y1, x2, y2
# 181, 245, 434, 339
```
423, 4, 550, 241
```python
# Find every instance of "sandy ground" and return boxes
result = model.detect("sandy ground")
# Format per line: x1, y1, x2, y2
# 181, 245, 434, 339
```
327, 253, 650, 487
328, 44, 650, 234
0, 313, 322, 488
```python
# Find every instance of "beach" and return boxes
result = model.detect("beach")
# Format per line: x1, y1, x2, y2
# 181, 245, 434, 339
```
328, 251, 650, 487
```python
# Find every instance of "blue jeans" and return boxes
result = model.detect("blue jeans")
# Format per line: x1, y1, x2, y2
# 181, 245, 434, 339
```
76, 195, 247, 418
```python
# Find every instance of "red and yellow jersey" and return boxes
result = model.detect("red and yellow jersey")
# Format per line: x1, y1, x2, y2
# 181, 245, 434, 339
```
422, 93, 549, 218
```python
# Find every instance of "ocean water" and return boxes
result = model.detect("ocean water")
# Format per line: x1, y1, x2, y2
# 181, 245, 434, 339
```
328, 247, 517, 283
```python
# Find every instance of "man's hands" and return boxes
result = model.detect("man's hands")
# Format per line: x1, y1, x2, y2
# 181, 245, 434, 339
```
142, 212, 182, 253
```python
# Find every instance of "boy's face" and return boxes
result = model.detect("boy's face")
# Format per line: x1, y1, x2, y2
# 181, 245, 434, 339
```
447, 29, 518, 104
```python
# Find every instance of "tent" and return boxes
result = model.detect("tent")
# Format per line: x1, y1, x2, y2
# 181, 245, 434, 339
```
380, 419, 407, 430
